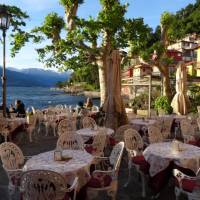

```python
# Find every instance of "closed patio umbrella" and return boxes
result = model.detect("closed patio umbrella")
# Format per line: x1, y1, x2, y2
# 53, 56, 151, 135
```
171, 63, 190, 115
103, 50, 128, 130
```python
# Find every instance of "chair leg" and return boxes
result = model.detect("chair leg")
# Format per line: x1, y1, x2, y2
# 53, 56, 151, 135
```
141, 172, 146, 198
174, 187, 180, 200
107, 180, 117, 200
29, 129, 33, 143
86, 189, 98, 200
45, 123, 48, 136
37, 122, 42, 134
53, 124, 57, 136
124, 160, 132, 187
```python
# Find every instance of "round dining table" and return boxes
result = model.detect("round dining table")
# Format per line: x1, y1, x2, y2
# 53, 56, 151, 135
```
76, 127, 114, 142
130, 119, 157, 131
143, 142, 200, 177
23, 149, 94, 189
7, 117, 27, 127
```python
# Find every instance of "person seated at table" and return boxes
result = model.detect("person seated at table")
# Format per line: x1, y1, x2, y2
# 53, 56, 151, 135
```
77, 101, 84, 113
14, 100, 26, 118
96, 106, 105, 126
85, 97, 93, 109
9, 104, 15, 113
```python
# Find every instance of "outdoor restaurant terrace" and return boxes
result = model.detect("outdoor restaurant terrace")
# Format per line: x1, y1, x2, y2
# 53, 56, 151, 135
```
1, 1, 200, 200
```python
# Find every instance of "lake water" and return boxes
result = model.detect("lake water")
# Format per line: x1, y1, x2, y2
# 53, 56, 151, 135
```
0, 87, 100, 109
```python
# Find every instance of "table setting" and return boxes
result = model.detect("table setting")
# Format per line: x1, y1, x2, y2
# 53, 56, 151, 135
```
23, 149, 94, 189
76, 127, 114, 142
143, 141, 200, 177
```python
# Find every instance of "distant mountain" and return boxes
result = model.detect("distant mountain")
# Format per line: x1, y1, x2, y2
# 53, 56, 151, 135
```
0, 67, 70, 87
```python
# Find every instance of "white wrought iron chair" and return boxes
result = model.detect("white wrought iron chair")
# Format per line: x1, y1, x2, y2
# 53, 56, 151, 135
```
82, 116, 97, 129
26, 114, 37, 142
57, 118, 77, 136
57, 133, 84, 150
161, 117, 173, 139
180, 119, 196, 143
86, 142, 124, 200
148, 125, 164, 144
26, 106, 36, 115
20, 169, 78, 200
173, 168, 200, 200
34, 110, 44, 134
44, 110, 57, 136
55, 104, 64, 110
0, 142, 30, 193
85, 128, 107, 157
0, 119, 11, 142
113, 124, 133, 144
91, 106, 99, 112
123, 128, 147, 197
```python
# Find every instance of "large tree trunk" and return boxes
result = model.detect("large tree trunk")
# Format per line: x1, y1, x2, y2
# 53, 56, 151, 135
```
97, 58, 107, 105
162, 71, 173, 101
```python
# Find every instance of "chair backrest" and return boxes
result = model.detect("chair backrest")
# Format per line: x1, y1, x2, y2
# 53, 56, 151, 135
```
109, 142, 124, 173
82, 116, 96, 129
91, 106, 99, 112
20, 170, 68, 200
92, 129, 107, 156
44, 110, 56, 122
27, 115, 37, 126
148, 125, 163, 144
162, 117, 173, 132
55, 104, 64, 110
0, 142, 24, 170
57, 118, 77, 136
31, 106, 36, 114
35, 110, 44, 121
57, 133, 84, 150
153, 119, 163, 132
124, 128, 143, 153
115, 124, 133, 142
26, 106, 35, 114
0, 120, 10, 141
180, 118, 195, 136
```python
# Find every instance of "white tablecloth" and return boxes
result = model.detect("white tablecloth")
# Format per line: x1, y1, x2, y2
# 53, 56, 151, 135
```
76, 127, 114, 141
143, 142, 200, 177
23, 150, 94, 189
159, 115, 186, 122
130, 119, 157, 130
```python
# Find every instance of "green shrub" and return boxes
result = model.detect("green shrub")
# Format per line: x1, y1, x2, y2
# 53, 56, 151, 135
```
130, 93, 149, 112
82, 83, 96, 91
154, 96, 173, 114
189, 94, 200, 113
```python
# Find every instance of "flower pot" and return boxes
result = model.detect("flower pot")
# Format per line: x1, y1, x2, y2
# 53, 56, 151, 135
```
137, 109, 148, 116
158, 109, 166, 116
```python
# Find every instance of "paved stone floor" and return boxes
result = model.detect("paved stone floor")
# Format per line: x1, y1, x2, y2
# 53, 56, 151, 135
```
12, 130, 188, 200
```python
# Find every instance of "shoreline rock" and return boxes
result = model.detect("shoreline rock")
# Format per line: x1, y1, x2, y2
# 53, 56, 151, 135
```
55, 87, 100, 99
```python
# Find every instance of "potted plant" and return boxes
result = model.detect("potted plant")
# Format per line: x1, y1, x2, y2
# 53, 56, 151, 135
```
154, 96, 173, 115
131, 93, 148, 116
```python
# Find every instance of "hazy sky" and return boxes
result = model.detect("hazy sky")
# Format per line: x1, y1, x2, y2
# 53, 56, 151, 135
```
0, 0, 196, 69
